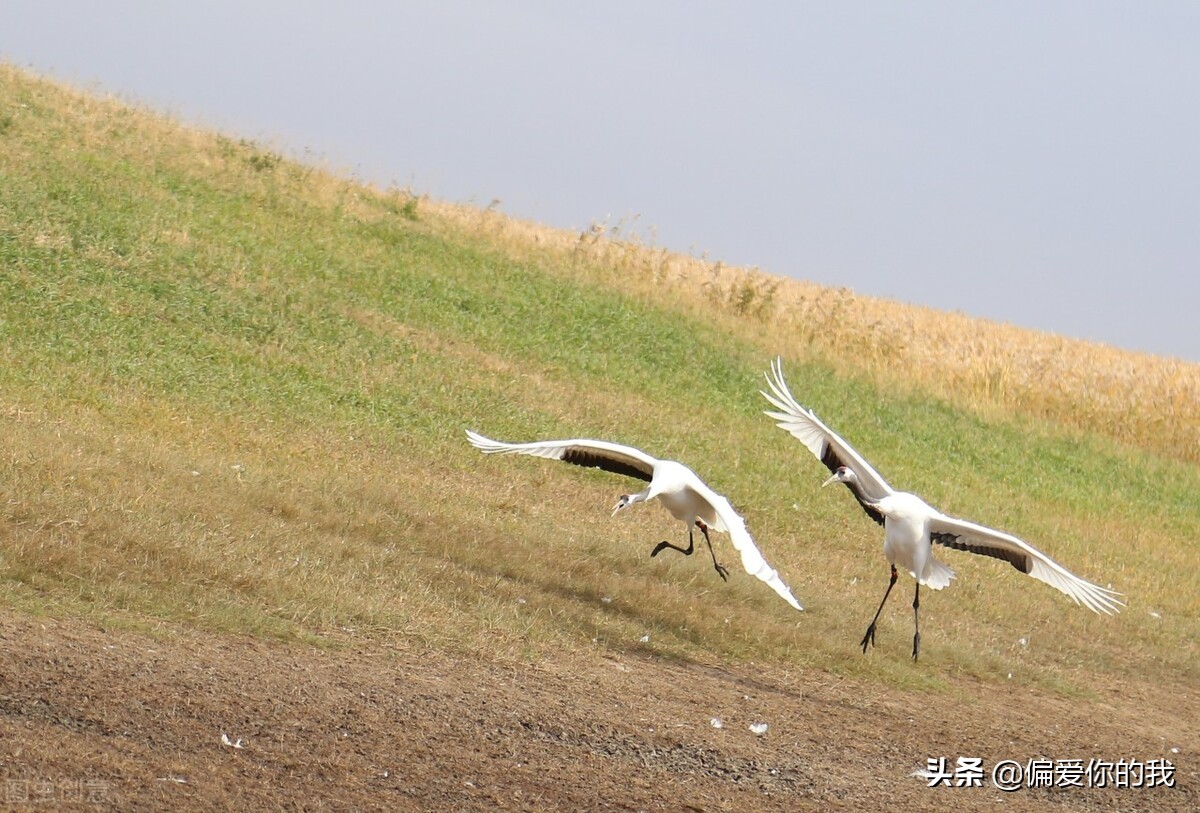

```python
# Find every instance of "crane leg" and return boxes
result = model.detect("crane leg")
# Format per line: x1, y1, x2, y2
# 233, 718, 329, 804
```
861, 564, 898, 653
696, 522, 729, 582
911, 582, 921, 661
651, 528, 695, 559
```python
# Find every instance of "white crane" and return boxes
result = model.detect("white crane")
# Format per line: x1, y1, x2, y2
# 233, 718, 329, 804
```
761, 359, 1122, 659
466, 430, 803, 611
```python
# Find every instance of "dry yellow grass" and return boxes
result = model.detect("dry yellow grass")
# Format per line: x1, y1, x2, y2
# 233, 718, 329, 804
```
415, 198, 1200, 466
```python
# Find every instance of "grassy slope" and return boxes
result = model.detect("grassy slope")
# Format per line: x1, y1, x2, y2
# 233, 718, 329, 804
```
1, 65, 1196, 698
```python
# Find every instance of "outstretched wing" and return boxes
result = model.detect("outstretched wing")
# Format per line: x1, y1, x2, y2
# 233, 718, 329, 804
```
761, 358, 892, 525
690, 479, 804, 612
928, 512, 1124, 615
466, 430, 656, 483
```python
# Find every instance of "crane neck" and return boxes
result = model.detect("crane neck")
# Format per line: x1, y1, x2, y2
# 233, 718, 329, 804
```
843, 475, 882, 507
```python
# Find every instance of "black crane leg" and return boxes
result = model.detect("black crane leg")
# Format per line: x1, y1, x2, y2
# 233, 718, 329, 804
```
651, 528, 695, 559
861, 565, 898, 653
911, 582, 921, 661
696, 522, 729, 582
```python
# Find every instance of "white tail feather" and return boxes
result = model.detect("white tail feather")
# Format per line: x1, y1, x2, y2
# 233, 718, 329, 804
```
919, 557, 957, 590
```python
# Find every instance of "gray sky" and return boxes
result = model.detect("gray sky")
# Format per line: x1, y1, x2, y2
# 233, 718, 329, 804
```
5, 2, 1199, 361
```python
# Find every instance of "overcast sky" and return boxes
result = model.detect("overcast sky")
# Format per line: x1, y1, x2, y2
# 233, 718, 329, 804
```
5, 2, 1198, 361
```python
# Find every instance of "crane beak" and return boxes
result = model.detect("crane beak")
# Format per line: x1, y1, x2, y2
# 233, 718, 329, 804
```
821, 473, 839, 488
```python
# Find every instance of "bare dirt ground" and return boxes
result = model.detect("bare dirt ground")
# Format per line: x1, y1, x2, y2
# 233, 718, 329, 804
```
0, 612, 1192, 812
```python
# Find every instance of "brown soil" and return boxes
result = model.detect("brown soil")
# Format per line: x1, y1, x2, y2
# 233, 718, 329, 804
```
0, 613, 1192, 811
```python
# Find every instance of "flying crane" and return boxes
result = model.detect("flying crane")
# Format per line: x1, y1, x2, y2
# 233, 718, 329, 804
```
467, 430, 803, 612
761, 359, 1121, 658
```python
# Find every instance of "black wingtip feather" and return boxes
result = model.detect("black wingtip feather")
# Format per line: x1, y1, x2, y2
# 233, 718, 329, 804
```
561, 448, 653, 483
932, 532, 1031, 574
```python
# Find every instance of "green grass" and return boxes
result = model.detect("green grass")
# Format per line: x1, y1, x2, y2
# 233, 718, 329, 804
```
1, 64, 1197, 699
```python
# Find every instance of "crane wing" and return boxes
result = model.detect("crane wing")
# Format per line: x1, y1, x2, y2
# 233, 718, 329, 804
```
928, 513, 1124, 615
469, 431, 803, 612
690, 480, 804, 611
466, 431, 656, 483
761, 358, 893, 525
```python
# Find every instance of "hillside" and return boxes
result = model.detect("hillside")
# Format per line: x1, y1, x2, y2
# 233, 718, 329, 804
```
1, 64, 1196, 809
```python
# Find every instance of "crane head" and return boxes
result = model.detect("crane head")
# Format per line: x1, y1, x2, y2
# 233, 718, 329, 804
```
822, 466, 856, 488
